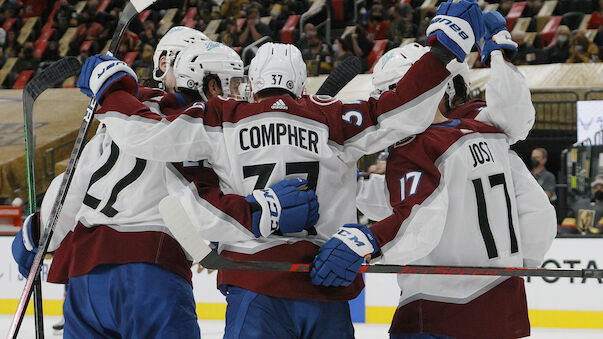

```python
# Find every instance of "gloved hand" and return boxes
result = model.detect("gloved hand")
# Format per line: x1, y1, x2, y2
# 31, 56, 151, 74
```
310, 224, 379, 287
246, 178, 319, 237
77, 54, 138, 104
426, 0, 486, 61
11, 213, 40, 277
479, 11, 518, 64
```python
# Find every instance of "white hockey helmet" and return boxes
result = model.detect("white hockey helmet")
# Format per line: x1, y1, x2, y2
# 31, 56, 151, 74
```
174, 41, 246, 101
371, 43, 429, 97
153, 26, 210, 82
445, 60, 471, 107
248, 43, 306, 99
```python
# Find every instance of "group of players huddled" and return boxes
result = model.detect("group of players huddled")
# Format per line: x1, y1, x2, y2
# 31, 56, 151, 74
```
12, 1, 558, 338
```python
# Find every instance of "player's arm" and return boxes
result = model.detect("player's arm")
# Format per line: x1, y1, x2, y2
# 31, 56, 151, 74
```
508, 151, 556, 267
165, 163, 319, 240
475, 12, 534, 145
356, 173, 393, 221
311, 149, 449, 287
77, 54, 218, 163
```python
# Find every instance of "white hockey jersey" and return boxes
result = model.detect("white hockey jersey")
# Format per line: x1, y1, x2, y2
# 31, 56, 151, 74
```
95, 52, 454, 300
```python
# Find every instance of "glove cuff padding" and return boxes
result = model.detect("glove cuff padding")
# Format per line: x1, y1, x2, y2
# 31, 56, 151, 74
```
22, 213, 40, 252
427, 15, 475, 60
251, 188, 282, 238
90, 60, 139, 104
333, 224, 380, 259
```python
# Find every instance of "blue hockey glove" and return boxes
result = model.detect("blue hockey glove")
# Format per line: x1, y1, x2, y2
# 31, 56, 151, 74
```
11, 213, 40, 277
479, 11, 518, 64
426, 0, 486, 61
77, 54, 138, 104
310, 224, 380, 287
246, 178, 319, 238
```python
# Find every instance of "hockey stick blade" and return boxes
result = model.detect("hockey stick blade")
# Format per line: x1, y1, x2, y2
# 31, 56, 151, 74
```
22, 56, 81, 339
159, 197, 603, 279
8, 2, 158, 338
315, 56, 362, 97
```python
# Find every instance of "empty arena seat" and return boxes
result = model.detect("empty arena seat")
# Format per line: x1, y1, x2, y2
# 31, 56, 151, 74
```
34, 41, 48, 58
540, 16, 562, 46
333, 0, 344, 22
17, 17, 39, 45
506, 2, 526, 31
80, 40, 93, 52
281, 15, 300, 44
97, 0, 111, 12
124, 52, 138, 66
181, 7, 197, 27
36, 28, 54, 47
2, 18, 16, 32
139, 10, 151, 22
368, 39, 388, 73
13, 70, 34, 90
562, 12, 584, 31
587, 11, 603, 29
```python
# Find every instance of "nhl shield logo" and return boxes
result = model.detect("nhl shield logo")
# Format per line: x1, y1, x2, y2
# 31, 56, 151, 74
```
286, 80, 294, 89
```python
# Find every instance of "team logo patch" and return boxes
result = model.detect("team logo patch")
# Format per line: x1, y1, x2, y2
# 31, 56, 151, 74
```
286, 80, 294, 89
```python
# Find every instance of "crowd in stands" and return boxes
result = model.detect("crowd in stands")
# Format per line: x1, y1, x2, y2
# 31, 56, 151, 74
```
0, 0, 602, 88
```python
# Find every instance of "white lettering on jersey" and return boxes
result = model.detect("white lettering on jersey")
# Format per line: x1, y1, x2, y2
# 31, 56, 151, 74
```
238, 123, 320, 154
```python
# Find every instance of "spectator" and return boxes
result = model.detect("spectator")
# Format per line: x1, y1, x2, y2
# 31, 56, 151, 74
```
560, 175, 603, 234
41, 40, 61, 62
497, 0, 514, 16
387, 4, 416, 46
544, 25, 571, 63
531, 147, 557, 201
345, 24, 373, 69
14, 42, 39, 74
367, 5, 389, 40
140, 20, 159, 46
296, 23, 316, 51
566, 30, 600, 63
3, 29, 21, 58
238, 8, 271, 47
332, 38, 353, 69
132, 43, 154, 76
302, 33, 332, 76
416, 6, 436, 45
523, 0, 543, 18
220, 0, 249, 18
219, 17, 240, 47
53, 0, 76, 36
512, 31, 537, 65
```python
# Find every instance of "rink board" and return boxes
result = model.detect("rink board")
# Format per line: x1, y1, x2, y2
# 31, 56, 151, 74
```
0, 237, 601, 329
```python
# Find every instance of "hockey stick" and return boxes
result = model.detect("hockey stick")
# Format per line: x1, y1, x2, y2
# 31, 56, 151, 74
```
22, 56, 81, 339
8, 1, 157, 337
315, 56, 362, 97
159, 196, 603, 279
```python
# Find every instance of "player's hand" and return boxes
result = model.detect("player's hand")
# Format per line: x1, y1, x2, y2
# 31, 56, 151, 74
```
77, 54, 138, 104
246, 178, 319, 238
11, 213, 40, 277
426, 0, 485, 61
310, 224, 379, 287
479, 11, 518, 64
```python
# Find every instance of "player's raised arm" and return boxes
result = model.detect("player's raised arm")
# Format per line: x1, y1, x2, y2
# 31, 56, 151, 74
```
77, 54, 219, 162
475, 11, 535, 144
335, 0, 486, 164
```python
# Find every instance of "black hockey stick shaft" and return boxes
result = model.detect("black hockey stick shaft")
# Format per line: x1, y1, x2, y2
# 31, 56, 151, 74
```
315, 56, 362, 96
7, 2, 156, 337
22, 56, 81, 339
199, 251, 603, 279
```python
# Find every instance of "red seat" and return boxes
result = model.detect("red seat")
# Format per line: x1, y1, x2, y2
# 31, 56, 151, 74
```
80, 40, 93, 52
13, 70, 34, 89
505, 2, 526, 31
333, 0, 344, 22
236, 18, 247, 31
3, 18, 17, 32
588, 12, 603, 29
181, 7, 197, 24
33, 41, 47, 58
124, 51, 138, 66
97, 0, 111, 12
139, 10, 151, 22
0, 206, 22, 227
36, 28, 54, 47
540, 16, 562, 47
368, 40, 388, 73
281, 15, 300, 44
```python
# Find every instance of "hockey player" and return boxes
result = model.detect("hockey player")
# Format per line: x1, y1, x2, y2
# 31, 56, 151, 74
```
74, 3, 485, 335
12, 38, 319, 338
313, 9, 556, 339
